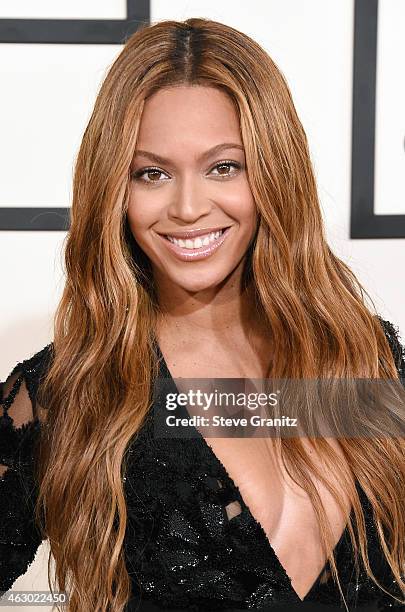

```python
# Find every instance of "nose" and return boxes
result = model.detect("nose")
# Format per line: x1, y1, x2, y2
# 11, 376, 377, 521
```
167, 175, 212, 223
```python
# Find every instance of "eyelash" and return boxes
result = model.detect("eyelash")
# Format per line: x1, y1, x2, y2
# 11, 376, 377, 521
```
130, 160, 242, 185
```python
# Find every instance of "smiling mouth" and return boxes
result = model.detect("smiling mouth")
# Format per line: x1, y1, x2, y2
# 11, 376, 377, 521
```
163, 228, 229, 249
156, 226, 232, 261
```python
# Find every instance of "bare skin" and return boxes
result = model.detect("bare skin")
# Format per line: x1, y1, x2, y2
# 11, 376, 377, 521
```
127, 84, 351, 601
158, 323, 351, 601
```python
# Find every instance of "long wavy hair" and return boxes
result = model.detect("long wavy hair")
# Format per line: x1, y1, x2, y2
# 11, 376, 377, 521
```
34, 17, 405, 611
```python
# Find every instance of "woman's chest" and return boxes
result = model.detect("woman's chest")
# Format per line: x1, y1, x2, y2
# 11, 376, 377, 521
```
203, 436, 351, 599
124, 401, 387, 610
155, 347, 353, 599
128, 406, 352, 605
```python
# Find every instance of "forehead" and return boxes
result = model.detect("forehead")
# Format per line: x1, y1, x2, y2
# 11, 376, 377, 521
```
137, 85, 241, 146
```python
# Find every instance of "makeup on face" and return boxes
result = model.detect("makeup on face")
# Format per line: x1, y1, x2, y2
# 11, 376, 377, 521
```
127, 85, 257, 293
155, 226, 232, 262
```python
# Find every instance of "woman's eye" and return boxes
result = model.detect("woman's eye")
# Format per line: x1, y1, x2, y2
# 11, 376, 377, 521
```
130, 161, 242, 185
131, 167, 168, 184
209, 161, 241, 177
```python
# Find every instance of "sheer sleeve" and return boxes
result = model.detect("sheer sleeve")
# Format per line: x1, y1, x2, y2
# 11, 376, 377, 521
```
0, 345, 52, 594
378, 316, 405, 382
375, 318, 405, 609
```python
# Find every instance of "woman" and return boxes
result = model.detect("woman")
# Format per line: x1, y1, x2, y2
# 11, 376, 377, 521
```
0, 17, 404, 612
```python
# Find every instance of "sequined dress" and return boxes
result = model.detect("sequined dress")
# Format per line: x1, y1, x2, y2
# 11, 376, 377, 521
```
1, 317, 404, 611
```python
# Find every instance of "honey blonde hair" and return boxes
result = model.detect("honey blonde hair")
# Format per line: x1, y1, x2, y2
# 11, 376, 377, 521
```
35, 18, 405, 610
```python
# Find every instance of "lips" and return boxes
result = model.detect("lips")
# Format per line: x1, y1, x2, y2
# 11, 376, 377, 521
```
156, 225, 232, 262
158, 225, 231, 240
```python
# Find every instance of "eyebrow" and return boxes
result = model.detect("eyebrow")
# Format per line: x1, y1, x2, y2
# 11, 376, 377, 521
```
133, 142, 245, 165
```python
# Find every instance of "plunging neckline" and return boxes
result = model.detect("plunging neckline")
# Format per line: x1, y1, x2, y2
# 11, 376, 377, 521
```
153, 341, 355, 603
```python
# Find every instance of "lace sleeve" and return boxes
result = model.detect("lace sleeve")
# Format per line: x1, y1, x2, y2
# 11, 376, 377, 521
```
377, 316, 405, 382
0, 345, 52, 594
375, 318, 405, 609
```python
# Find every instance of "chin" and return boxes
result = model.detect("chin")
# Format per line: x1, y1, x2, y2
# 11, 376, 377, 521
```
169, 271, 230, 294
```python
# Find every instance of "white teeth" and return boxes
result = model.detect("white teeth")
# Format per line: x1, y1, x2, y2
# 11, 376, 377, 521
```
167, 229, 224, 249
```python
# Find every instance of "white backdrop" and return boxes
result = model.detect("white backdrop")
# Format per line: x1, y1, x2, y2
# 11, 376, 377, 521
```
0, 1, 404, 608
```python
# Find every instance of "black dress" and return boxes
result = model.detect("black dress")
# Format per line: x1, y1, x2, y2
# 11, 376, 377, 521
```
1, 316, 404, 611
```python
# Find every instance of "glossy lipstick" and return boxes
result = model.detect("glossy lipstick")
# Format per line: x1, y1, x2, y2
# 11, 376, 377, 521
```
157, 226, 232, 262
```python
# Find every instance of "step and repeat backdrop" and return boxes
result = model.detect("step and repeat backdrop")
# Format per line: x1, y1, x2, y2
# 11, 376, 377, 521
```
0, 0, 404, 608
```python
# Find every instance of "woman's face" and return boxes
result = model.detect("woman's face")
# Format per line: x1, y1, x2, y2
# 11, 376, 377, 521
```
127, 85, 257, 294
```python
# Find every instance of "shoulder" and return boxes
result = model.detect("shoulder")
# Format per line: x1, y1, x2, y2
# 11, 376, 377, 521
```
375, 315, 405, 379
1, 343, 54, 415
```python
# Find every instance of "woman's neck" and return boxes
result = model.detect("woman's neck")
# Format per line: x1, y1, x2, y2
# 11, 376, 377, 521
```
155, 279, 272, 379
156, 278, 261, 344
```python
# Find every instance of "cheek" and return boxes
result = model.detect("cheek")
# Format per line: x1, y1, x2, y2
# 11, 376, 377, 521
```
126, 193, 156, 242
242, 192, 258, 229
126, 204, 140, 242
228, 193, 258, 232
